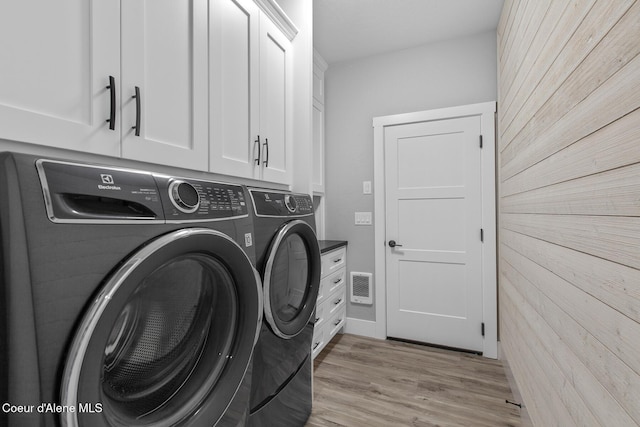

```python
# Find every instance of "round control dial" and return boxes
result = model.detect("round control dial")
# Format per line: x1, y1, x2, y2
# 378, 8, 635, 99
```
284, 195, 297, 213
169, 180, 200, 213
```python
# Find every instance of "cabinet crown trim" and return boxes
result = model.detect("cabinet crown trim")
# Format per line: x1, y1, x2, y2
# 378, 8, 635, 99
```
254, 0, 298, 40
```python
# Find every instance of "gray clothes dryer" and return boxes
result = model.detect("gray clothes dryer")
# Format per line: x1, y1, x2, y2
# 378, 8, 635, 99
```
246, 188, 321, 427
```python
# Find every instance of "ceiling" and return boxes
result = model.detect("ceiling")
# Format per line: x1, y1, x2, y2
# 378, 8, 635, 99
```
314, 0, 505, 65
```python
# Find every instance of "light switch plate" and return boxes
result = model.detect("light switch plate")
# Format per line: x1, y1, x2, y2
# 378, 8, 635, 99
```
355, 212, 372, 225
363, 181, 372, 194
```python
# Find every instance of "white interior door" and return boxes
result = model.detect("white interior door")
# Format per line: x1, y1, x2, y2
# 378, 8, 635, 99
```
385, 115, 483, 352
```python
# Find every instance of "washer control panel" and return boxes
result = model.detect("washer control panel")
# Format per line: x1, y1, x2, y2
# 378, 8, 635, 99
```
158, 176, 248, 221
168, 180, 200, 213
37, 159, 164, 223
284, 194, 297, 213
249, 190, 313, 217
36, 158, 248, 223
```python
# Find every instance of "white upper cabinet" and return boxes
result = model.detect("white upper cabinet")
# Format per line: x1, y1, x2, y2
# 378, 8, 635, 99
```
1, 0, 296, 180
210, 0, 293, 185
258, 14, 293, 184
120, 0, 209, 171
0, 0, 208, 170
0, 0, 120, 156
312, 100, 324, 193
210, 0, 260, 179
312, 51, 328, 193
313, 56, 326, 105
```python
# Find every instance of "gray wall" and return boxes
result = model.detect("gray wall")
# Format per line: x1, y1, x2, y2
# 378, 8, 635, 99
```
324, 30, 497, 321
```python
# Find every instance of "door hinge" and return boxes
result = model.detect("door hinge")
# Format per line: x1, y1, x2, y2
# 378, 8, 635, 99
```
480, 228, 484, 242
479, 135, 483, 148
481, 322, 485, 336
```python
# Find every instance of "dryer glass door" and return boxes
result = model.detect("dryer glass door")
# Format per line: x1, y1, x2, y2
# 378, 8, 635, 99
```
60, 228, 262, 427
263, 220, 321, 339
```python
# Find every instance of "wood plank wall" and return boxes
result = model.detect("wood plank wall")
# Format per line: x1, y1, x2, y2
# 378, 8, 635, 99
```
497, 1, 640, 425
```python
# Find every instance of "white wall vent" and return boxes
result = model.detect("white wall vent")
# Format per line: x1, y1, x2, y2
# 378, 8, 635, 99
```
350, 272, 373, 305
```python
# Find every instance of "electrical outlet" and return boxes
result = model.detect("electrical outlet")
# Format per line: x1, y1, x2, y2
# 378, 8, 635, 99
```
355, 212, 372, 225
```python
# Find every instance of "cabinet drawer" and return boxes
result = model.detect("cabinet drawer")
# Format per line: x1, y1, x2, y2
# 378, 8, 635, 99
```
325, 284, 346, 318
324, 268, 346, 296
327, 307, 346, 339
316, 275, 326, 304
317, 267, 345, 305
321, 247, 346, 278
315, 281, 344, 330
312, 324, 326, 359
313, 299, 328, 330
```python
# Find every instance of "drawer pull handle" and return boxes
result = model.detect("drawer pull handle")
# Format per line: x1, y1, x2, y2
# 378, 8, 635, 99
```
263, 138, 269, 167
254, 135, 261, 165
132, 86, 141, 136
334, 298, 342, 305
334, 319, 342, 326
313, 342, 320, 350
314, 317, 320, 324
106, 76, 116, 130
333, 258, 342, 264
333, 278, 342, 284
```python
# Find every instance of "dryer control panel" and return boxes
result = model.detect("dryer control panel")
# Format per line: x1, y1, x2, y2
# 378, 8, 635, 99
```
249, 190, 313, 217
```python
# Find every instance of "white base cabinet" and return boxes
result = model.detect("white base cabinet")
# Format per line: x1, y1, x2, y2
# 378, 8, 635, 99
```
313, 246, 347, 359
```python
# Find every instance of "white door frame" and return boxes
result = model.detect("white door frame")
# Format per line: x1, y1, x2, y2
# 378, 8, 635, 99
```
372, 101, 497, 358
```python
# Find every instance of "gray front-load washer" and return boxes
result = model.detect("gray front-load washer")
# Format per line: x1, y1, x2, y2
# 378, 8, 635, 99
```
0, 152, 262, 427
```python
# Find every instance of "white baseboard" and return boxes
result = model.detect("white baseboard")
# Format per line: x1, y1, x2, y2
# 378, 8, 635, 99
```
344, 317, 377, 338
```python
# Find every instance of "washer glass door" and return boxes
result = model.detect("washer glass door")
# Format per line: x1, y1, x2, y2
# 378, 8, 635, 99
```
102, 253, 234, 420
263, 220, 321, 339
60, 228, 262, 427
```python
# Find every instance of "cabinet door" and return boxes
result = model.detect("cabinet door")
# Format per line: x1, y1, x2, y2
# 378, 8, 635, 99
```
210, 0, 260, 179
0, 0, 120, 155
121, 0, 208, 170
312, 99, 325, 193
259, 14, 292, 185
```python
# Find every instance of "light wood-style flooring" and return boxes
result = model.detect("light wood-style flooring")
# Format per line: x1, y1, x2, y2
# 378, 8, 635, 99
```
306, 334, 521, 427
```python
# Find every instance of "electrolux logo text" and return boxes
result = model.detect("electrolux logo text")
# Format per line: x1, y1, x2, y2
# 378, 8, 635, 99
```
98, 173, 121, 191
